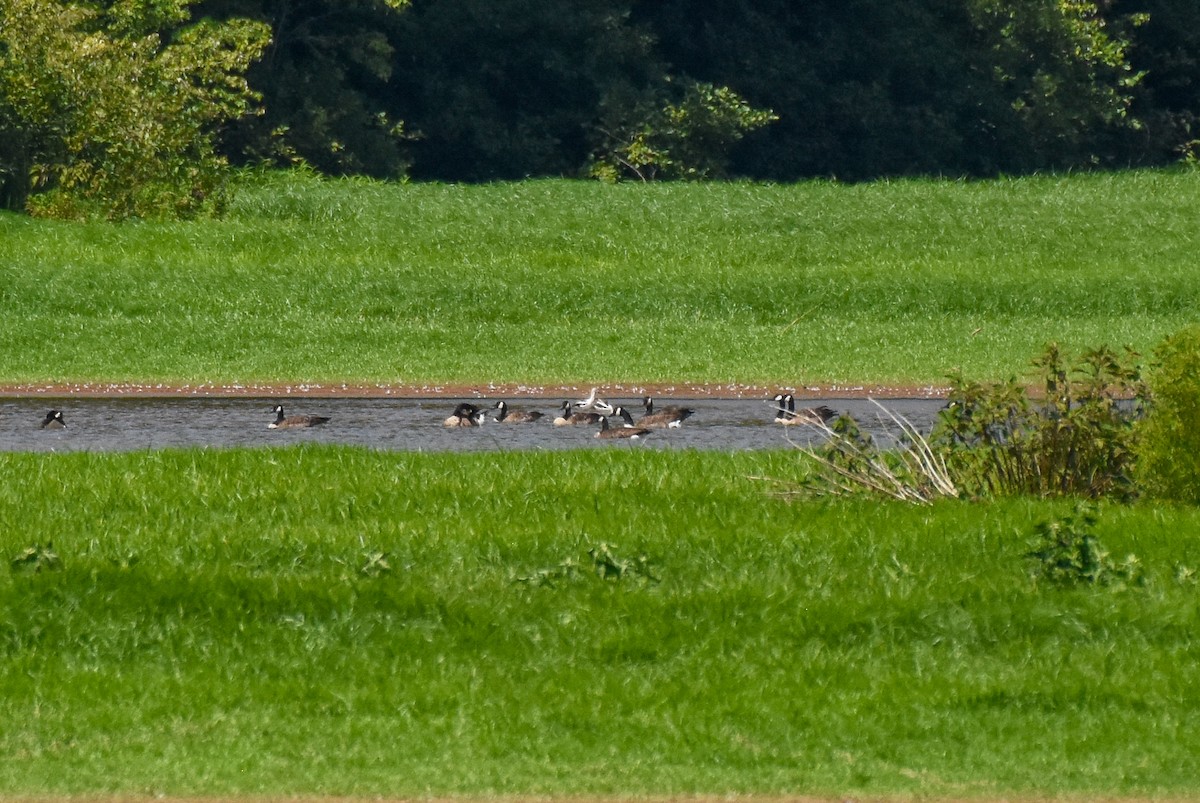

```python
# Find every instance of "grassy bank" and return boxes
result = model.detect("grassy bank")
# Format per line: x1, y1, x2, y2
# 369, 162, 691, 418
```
1, 446, 1198, 797
1, 170, 1198, 387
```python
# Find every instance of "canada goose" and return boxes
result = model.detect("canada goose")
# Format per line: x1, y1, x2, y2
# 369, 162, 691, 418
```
638, 396, 695, 429
773, 393, 836, 426
595, 415, 651, 440
573, 387, 614, 414
553, 400, 602, 426
612, 406, 638, 427
268, 404, 330, 429
39, 410, 66, 429
443, 402, 482, 428
493, 400, 544, 424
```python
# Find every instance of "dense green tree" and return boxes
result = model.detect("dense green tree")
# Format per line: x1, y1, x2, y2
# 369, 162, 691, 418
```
386, 0, 663, 180
966, 0, 1143, 170
1113, 0, 1200, 163
634, 0, 1143, 179
8, 0, 1185, 202
0, 0, 269, 218
196, 0, 412, 177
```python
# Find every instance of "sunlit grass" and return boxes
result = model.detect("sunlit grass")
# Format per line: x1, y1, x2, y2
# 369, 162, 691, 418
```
1, 169, 1198, 386
1, 446, 1199, 796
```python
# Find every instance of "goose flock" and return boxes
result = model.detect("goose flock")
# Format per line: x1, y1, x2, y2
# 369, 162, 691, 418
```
27, 392, 838, 440
439, 391, 837, 441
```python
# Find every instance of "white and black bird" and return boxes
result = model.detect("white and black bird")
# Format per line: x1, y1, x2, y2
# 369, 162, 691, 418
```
573, 387, 614, 415
268, 404, 331, 429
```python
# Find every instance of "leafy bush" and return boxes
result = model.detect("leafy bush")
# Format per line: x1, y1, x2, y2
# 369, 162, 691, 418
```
1136, 325, 1200, 503
794, 343, 1146, 502
1025, 503, 1141, 588
934, 344, 1145, 500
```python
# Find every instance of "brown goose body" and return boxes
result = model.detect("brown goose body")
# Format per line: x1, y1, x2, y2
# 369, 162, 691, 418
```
638, 396, 695, 429
269, 405, 331, 429
595, 414, 651, 440
493, 400, 544, 424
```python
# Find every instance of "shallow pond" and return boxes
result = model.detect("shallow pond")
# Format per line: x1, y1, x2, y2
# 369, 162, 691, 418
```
0, 396, 945, 453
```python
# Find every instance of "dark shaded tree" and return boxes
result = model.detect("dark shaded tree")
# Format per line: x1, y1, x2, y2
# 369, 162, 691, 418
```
634, 0, 1143, 179
196, 0, 412, 177
1113, 0, 1200, 163
387, 0, 664, 180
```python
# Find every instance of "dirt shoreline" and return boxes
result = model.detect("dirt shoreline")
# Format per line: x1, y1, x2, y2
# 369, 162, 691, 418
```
0, 792, 1180, 796
0, 381, 953, 400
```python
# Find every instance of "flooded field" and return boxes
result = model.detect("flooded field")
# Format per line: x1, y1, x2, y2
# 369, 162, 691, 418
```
0, 396, 946, 453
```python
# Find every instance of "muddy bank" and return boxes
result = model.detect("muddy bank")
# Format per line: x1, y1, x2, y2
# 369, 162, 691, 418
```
0, 381, 953, 400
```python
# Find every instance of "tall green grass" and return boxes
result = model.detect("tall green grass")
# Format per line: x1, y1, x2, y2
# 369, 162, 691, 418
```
1, 446, 1199, 796
1, 170, 1198, 386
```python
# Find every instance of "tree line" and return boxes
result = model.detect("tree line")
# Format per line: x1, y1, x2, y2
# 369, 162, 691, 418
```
3, 0, 1198, 218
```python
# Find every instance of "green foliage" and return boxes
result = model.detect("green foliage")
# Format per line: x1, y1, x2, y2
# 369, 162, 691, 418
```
634, 0, 1148, 180
935, 343, 1145, 499
1107, 0, 1200, 165
208, 0, 413, 178
9, 542, 61, 574
161, 0, 1199, 182
1026, 503, 1142, 586
966, 0, 1145, 169
386, 0, 666, 181
1136, 325, 1200, 502
792, 344, 1146, 503
0, 0, 269, 219
589, 80, 777, 181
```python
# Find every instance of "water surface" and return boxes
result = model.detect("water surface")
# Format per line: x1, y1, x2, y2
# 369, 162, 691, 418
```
0, 397, 945, 453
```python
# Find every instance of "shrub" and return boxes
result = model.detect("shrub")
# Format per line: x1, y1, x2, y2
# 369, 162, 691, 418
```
1025, 503, 1141, 588
1136, 326, 1200, 503
791, 343, 1147, 503
934, 344, 1145, 500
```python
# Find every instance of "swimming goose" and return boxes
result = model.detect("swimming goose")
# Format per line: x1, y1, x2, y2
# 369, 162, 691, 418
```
444, 402, 482, 428
493, 400, 544, 424
612, 406, 638, 427
595, 414, 651, 440
638, 396, 695, 429
773, 393, 836, 426
268, 404, 331, 429
553, 400, 602, 426
40, 410, 66, 429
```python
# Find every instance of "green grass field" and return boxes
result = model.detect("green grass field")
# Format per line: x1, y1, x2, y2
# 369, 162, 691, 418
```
1, 169, 1198, 387
2, 446, 1199, 797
